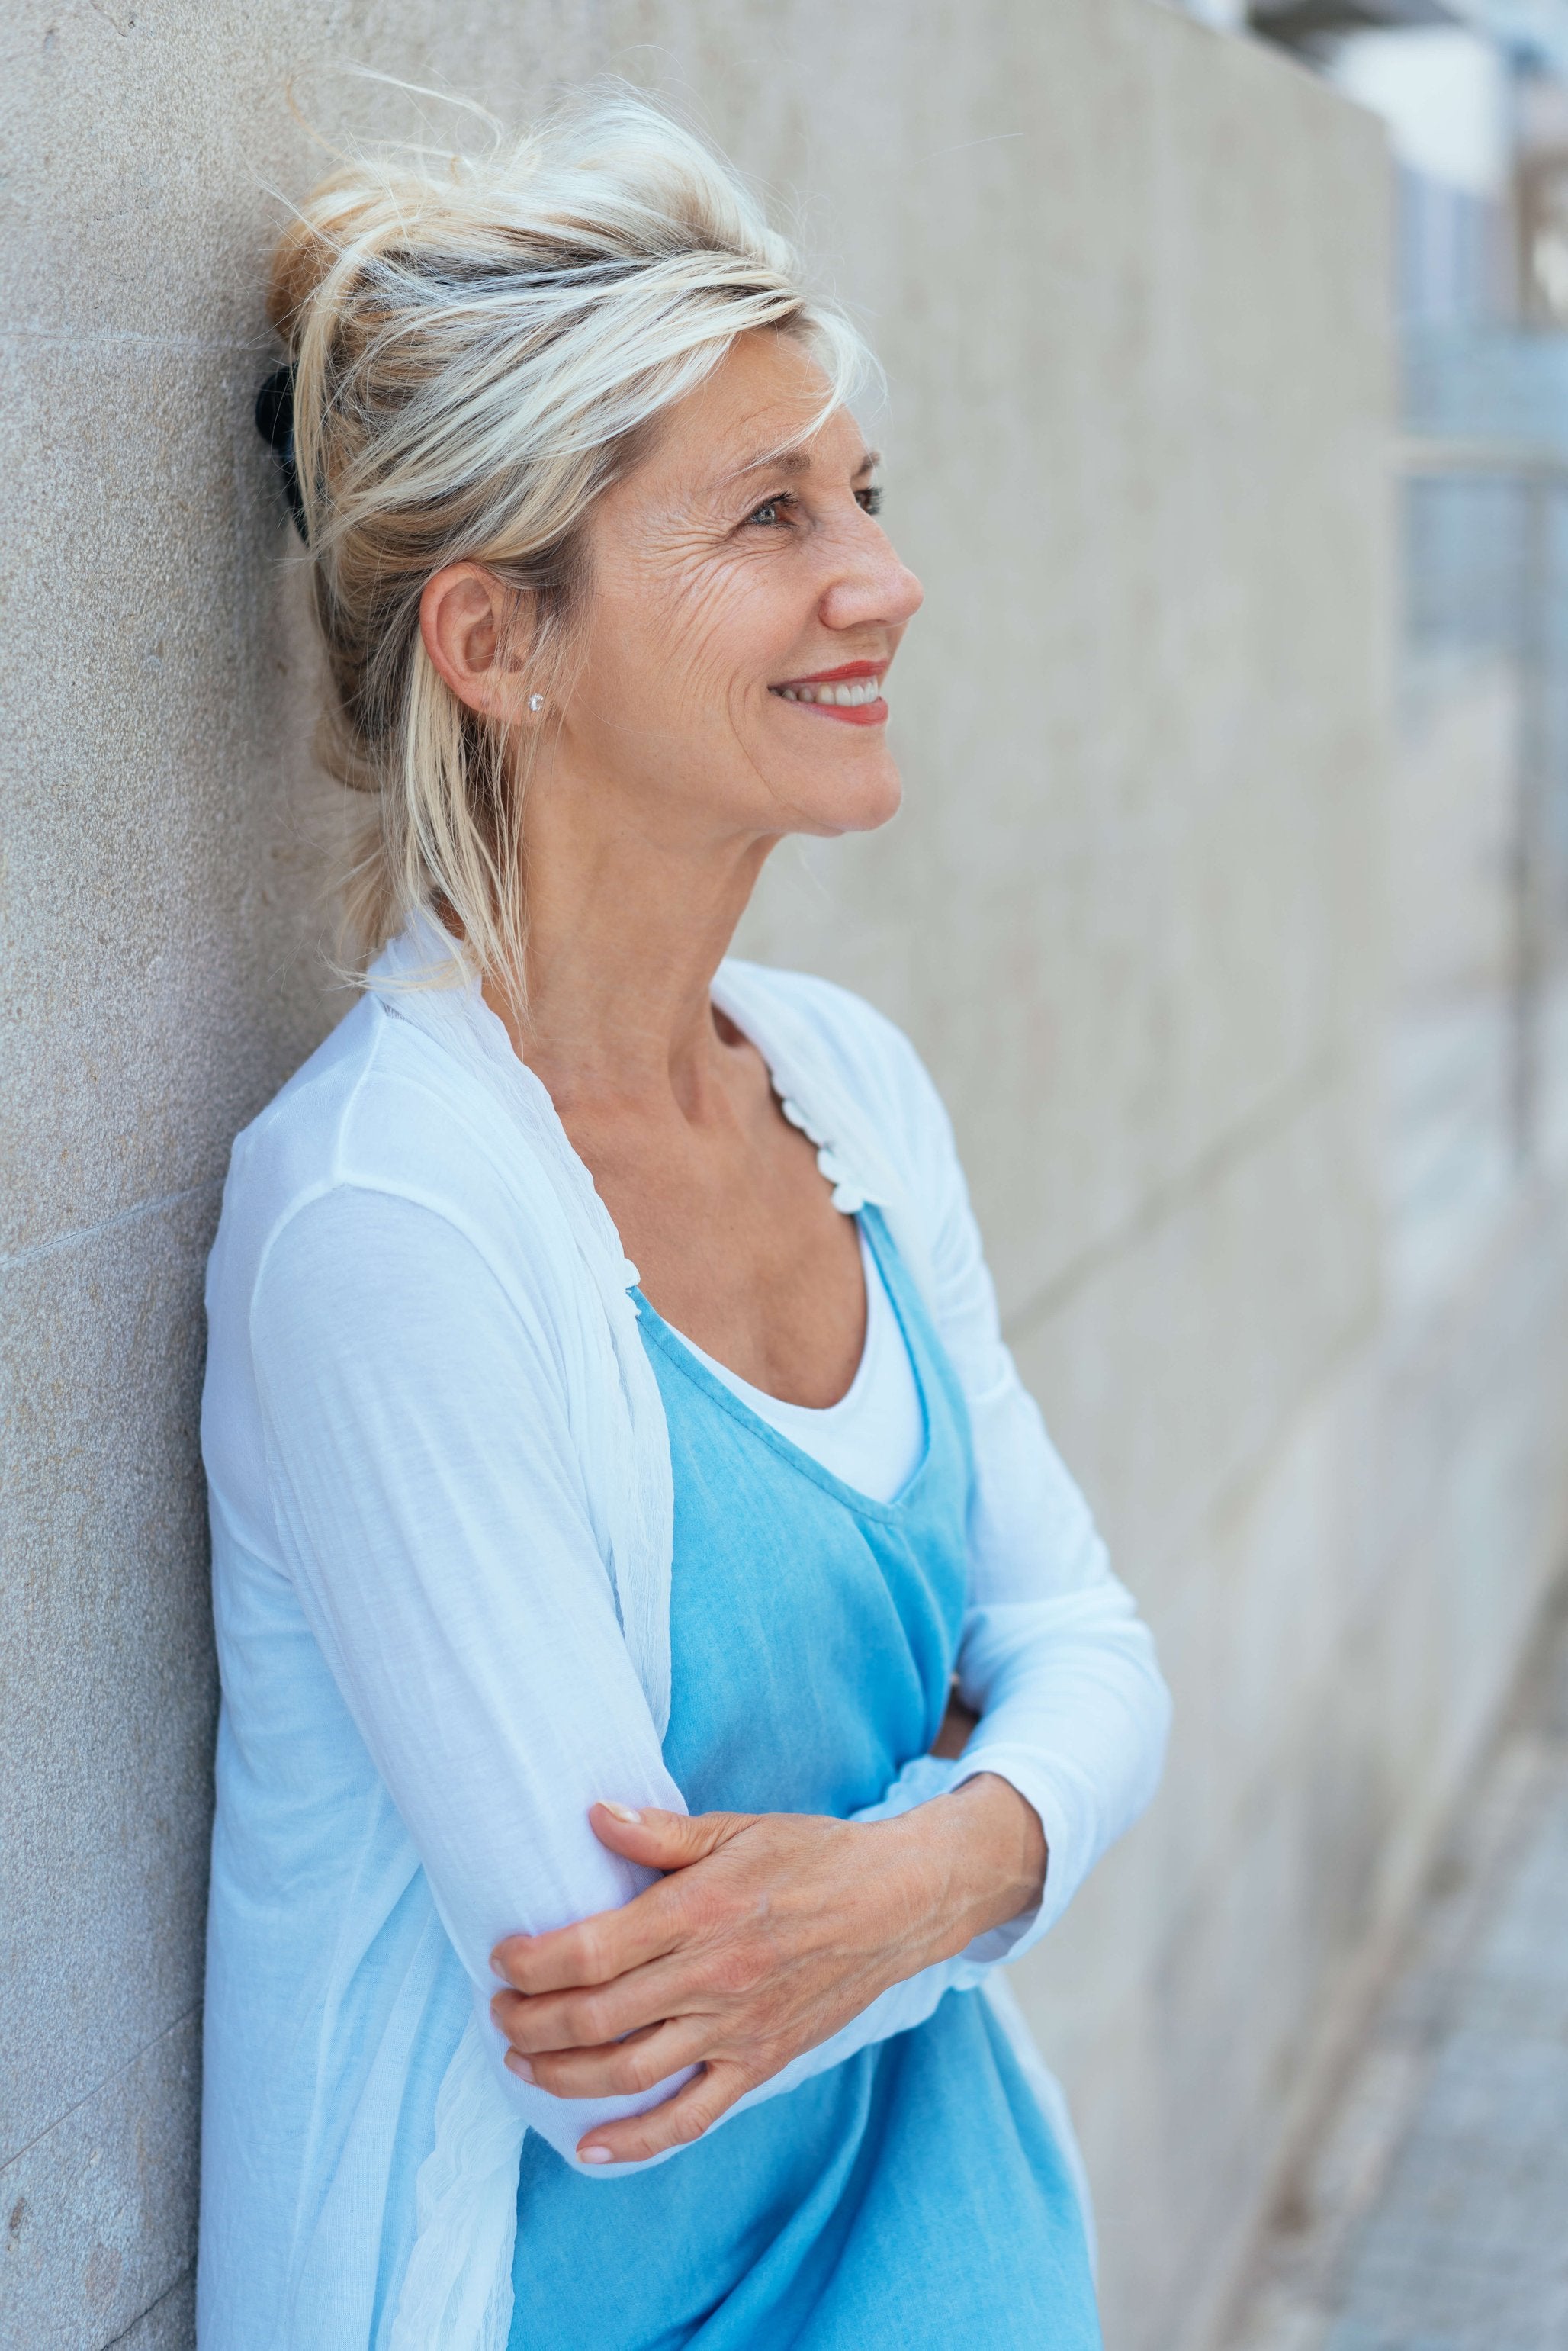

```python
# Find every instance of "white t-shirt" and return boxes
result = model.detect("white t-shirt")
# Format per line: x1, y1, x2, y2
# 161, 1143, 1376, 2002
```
667, 1221, 924, 1505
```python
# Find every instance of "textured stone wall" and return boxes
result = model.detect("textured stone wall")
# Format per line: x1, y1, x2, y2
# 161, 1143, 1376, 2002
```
5, 5, 1565, 2347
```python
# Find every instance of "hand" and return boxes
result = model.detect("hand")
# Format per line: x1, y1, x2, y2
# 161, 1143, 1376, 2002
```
489, 1777, 1045, 2166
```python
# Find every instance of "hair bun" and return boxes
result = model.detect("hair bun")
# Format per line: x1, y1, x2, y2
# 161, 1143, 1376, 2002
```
254, 362, 307, 541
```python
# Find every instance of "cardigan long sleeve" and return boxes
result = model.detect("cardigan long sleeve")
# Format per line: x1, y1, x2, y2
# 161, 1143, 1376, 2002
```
882, 1010, 1170, 1951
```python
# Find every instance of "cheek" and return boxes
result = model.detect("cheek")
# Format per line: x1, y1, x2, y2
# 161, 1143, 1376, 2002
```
586, 580, 722, 720
671, 561, 776, 703
626, 553, 792, 719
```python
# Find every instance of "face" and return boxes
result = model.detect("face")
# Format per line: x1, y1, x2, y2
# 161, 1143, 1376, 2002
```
540, 328, 923, 848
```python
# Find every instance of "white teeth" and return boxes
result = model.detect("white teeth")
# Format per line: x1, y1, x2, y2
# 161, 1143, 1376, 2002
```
778, 677, 882, 706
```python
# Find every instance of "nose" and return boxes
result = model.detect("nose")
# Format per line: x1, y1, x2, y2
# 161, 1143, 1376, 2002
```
818, 516, 924, 637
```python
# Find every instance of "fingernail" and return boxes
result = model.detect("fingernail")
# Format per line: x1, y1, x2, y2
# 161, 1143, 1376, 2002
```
599, 1802, 642, 1825
505, 2054, 535, 2084
578, 2144, 614, 2165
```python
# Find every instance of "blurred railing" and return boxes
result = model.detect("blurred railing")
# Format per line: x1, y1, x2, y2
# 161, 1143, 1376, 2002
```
1388, 438, 1568, 1304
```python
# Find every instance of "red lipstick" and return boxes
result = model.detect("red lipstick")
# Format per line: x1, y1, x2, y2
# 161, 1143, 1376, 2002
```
771, 658, 888, 726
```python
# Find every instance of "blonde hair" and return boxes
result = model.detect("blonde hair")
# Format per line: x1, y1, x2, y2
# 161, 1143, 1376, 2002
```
266, 89, 872, 988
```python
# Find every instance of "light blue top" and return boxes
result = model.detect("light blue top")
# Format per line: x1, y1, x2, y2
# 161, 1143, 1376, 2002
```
506, 1207, 1101, 2349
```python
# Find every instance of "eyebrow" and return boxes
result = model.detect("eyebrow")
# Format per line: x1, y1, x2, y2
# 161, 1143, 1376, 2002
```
723, 442, 882, 485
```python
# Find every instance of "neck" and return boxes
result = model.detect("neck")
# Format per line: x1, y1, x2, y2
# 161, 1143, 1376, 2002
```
482, 804, 779, 1114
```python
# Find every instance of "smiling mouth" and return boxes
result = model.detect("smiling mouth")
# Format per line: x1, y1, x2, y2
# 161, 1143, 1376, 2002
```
770, 662, 888, 723
777, 675, 882, 707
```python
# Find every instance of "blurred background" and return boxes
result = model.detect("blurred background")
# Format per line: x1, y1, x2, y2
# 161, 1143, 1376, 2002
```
4, 4, 1568, 2347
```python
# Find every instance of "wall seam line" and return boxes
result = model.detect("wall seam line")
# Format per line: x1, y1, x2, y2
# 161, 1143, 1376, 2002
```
1002, 1043, 1345, 1344
0, 2005, 200, 2175
0, 326, 258, 352
1, 1181, 220, 1275
103, 2264, 194, 2348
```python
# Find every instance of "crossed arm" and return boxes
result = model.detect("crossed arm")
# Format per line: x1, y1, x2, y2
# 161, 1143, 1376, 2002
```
252, 1163, 1167, 2177
489, 1701, 1043, 2166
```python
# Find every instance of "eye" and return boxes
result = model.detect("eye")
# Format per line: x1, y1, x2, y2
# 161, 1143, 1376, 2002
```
744, 493, 797, 529
856, 484, 884, 516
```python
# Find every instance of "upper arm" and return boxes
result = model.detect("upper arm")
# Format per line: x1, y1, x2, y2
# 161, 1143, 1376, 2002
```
249, 1185, 686, 1985
868, 1022, 1171, 1935
870, 1021, 1113, 1610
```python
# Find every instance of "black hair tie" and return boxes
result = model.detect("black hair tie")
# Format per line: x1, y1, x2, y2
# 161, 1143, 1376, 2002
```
255, 362, 308, 543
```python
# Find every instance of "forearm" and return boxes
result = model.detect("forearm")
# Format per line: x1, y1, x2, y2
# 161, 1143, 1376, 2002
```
687, 1774, 1046, 2132
877, 1773, 1047, 1967
491, 1780, 1050, 2167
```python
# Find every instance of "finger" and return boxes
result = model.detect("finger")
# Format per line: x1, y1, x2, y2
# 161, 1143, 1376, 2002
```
490, 1807, 760, 1993
506, 2017, 710, 2100
588, 1803, 750, 1872
492, 1948, 702, 2054
490, 1812, 751, 1990
490, 1874, 692, 1993
575, 2060, 753, 2167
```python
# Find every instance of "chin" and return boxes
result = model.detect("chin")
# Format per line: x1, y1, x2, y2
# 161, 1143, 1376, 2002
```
786, 756, 904, 841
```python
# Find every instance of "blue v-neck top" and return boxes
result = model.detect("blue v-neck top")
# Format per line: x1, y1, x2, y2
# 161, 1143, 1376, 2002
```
508, 1208, 1101, 2349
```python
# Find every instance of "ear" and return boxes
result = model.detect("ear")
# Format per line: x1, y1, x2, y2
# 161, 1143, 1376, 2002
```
419, 562, 538, 723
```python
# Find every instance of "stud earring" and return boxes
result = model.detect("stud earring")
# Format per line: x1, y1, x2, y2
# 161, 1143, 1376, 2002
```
527, 692, 545, 714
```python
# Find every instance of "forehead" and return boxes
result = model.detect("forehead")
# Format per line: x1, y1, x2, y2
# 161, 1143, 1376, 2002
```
651, 330, 870, 494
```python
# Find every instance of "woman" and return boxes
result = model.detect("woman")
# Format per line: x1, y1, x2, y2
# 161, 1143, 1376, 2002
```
200, 92, 1170, 2351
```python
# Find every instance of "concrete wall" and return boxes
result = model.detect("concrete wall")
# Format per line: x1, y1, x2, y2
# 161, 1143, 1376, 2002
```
5, 5, 1566, 2347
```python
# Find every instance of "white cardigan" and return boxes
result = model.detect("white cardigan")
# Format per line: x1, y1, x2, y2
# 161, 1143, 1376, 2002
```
198, 911, 1170, 2351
